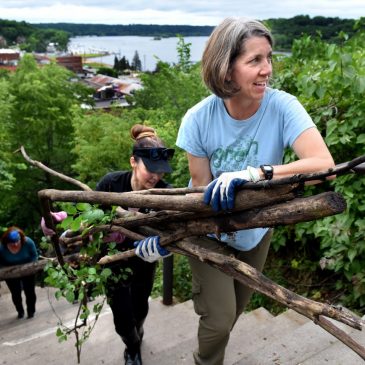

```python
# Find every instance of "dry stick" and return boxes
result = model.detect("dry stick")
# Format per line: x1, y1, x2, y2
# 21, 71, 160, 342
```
37, 184, 298, 243
19, 146, 93, 192
20, 148, 365, 358
316, 315, 365, 360
37, 185, 298, 260
177, 240, 362, 329
37, 191, 345, 265
19, 145, 93, 263
20, 145, 365, 191
39, 195, 66, 266
103, 154, 365, 193
103, 221, 365, 359
97, 192, 346, 263
34, 152, 365, 216
38, 184, 299, 212
174, 239, 365, 360
96, 192, 365, 359
0, 253, 81, 280
1, 192, 346, 275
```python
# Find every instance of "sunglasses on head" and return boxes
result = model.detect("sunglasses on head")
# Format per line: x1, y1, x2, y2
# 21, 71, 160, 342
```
133, 147, 175, 161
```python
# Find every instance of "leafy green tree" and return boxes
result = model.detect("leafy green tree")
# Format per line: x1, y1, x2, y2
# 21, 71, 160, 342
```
0, 70, 23, 232
71, 39, 208, 304
0, 19, 70, 52
271, 24, 365, 308
0, 54, 91, 234
176, 34, 192, 72
131, 50, 209, 186
113, 56, 131, 74
113, 55, 119, 70
120, 56, 131, 71
96, 66, 118, 77
131, 50, 142, 71
72, 109, 134, 187
0, 77, 26, 232
71, 36, 209, 193
0, 78, 15, 191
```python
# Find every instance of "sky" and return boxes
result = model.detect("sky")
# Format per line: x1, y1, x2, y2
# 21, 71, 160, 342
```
0, 0, 364, 26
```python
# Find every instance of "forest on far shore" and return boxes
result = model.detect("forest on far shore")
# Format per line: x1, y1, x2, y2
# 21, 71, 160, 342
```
33, 15, 358, 50
0, 15, 360, 52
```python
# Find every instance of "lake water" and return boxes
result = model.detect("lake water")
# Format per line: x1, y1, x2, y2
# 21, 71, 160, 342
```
68, 35, 209, 71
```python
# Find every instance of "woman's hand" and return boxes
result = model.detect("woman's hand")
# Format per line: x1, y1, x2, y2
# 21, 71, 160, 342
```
204, 166, 260, 211
134, 236, 171, 263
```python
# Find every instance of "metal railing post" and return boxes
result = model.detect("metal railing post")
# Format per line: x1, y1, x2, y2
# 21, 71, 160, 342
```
162, 255, 173, 305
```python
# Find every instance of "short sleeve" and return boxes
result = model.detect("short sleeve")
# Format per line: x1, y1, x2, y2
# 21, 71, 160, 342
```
176, 111, 207, 158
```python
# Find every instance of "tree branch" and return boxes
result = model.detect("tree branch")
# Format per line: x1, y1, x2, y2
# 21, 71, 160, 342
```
19, 145, 92, 192
16, 147, 365, 360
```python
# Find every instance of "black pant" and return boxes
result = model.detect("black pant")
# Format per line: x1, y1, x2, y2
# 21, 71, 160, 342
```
107, 257, 156, 356
6, 275, 37, 316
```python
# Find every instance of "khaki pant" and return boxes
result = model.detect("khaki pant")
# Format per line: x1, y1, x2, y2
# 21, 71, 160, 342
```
188, 230, 273, 365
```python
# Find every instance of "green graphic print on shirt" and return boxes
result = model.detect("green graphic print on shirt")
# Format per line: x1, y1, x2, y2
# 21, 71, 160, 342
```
210, 136, 259, 178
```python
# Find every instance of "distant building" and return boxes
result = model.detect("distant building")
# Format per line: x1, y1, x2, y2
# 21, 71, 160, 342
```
85, 74, 143, 99
80, 73, 142, 109
0, 49, 20, 65
46, 42, 57, 54
33, 54, 51, 65
56, 55, 83, 73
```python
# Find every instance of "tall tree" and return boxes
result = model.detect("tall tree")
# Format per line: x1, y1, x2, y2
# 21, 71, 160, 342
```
0, 78, 15, 191
131, 50, 142, 71
270, 23, 365, 308
1, 55, 91, 233
120, 56, 130, 71
176, 35, 192, 72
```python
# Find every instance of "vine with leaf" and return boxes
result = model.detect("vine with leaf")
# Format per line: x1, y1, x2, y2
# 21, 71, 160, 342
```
41, 202, 131, 363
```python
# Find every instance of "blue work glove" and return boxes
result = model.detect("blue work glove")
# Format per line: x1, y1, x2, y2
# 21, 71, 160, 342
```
203, 167, 260, 211
134, 236, 171, 263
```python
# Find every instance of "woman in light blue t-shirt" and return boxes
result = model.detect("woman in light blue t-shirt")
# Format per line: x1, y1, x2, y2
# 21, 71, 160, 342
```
176, 17, 335, 365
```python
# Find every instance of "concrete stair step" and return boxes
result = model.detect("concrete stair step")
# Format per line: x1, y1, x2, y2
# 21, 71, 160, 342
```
1, 285, 363, 365
0, 286, 84, 340
142, 299, 199, 353
142, 307, 274, 365
233, 315, 359, 365
225, 308, 310, 364
299, 316, 365, 365
273, 308, 310, 327
142, 307, 313, 364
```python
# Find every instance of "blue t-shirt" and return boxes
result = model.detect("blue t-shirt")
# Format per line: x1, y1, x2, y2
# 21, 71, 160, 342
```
176, 88, 315, 251
0, 237, 38, 267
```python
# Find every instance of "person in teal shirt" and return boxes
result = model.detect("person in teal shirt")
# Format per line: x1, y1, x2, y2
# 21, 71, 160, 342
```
0, 226, 38, 319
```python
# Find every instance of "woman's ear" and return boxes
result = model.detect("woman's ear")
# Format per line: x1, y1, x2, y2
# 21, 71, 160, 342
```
226, 67, 232, 82
130, 156, 137, 169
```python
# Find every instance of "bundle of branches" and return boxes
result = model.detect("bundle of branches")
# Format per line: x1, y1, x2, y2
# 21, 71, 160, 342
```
2, 147, 365, 360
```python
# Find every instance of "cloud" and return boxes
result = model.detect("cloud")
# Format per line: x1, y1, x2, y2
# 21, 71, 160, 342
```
1, 3, 222, 25
0, 0, 363, 25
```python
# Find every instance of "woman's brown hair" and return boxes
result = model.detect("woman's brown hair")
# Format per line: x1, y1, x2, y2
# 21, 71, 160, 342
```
130, 124, 165, 149
202, 17, 273, 98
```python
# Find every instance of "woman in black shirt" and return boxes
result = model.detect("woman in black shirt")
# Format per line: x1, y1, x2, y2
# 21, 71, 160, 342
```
96, 123, 174, 365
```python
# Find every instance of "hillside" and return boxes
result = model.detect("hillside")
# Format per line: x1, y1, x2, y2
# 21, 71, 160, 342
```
32, 23, 214, 37
0, 15, 358, 52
